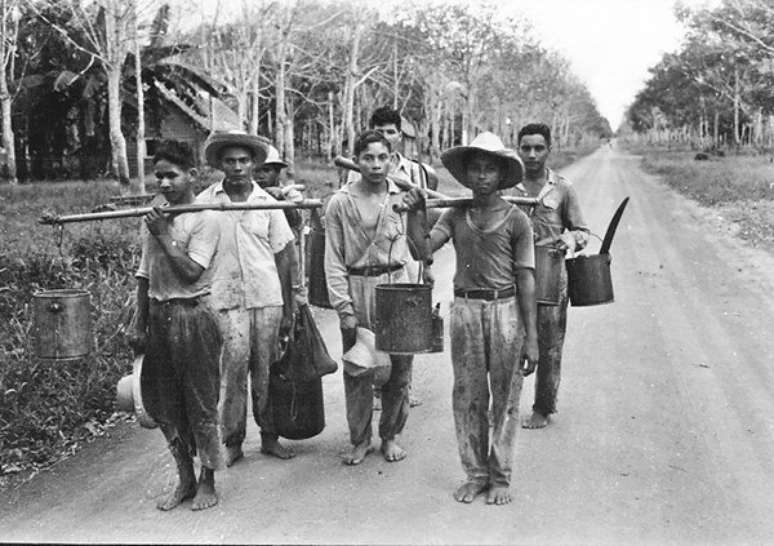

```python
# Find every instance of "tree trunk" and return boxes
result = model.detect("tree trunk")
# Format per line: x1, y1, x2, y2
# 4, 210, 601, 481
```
249, 69, 260, 135
733, 66, 740, 148
343, 22, 364, 157
1, 0, 16, 184
107, 66, 131, 189
284, 96, 295, 178
134, 23, 146, 193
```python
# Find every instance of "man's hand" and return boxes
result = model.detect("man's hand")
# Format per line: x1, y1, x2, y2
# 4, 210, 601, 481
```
144, 207, 169, 237
520, 336, 539, 376
264, 186, 284, 200
127, 321, 147, 355
402, 188, 426, 212
421, 264, 435, 287
279, 308, 294, 340
340, 314, 357, 331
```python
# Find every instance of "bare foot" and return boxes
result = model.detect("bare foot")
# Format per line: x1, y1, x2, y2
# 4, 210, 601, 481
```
157, 480, 196, 511
260, 437, 295, 460
381, 439, 407, 462
453, 481, 488, 503
486, 485, 512, 505
409, 394, 423, 407
224, 445, 244, 467
522, 412, 550, 429
342, 440, 374, 465
191, 468, 218, 511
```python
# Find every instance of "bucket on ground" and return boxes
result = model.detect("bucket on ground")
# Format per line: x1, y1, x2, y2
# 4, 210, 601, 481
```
32, 289, 92, 360
565, 253, 614, 306
534, 246, 564, 306
374, 283, 433, 354
306, 229, 332, 309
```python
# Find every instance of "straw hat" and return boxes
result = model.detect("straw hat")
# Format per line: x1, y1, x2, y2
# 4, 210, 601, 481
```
262, 145, 288, 169
343, 327, 391, 377
115, 355, 158, 429
204, 130, 270, 168
441, 131, 524, 190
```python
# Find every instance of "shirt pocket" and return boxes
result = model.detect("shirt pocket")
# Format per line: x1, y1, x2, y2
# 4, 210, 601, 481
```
242, 211, 270, 242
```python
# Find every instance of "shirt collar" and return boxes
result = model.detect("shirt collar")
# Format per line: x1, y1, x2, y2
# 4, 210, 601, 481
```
515, 167, 557, 193
213, 179, 268, 199
340, 178, 402, 195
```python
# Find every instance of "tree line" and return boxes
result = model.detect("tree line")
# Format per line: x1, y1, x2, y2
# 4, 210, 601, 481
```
625, 0, 774, 151
1, 0, 611, 189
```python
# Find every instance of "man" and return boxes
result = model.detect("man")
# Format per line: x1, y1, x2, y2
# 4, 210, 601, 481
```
325, 130, 426, 465
197, 130, 297, 465
346, 106, 436, 408
511, 123, 589, 429
403, 131, 539, 506
129, 140, 223, 511
345, 106, 438, 192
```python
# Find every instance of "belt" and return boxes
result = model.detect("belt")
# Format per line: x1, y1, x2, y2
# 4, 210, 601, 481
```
347, 264, 403, 277
454, 287, 516, 301
150, 297, 201, 307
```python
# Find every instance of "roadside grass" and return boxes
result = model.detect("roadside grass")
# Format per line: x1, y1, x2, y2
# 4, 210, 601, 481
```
625, 144, 774, 252
0, 147, 596, 486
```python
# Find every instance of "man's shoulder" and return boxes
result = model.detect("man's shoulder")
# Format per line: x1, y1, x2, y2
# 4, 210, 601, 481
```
549, 169, 573, 188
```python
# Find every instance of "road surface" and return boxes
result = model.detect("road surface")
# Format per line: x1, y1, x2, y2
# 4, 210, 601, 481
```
3, 145, 774, 544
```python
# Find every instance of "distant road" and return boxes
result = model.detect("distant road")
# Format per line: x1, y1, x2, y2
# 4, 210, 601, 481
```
3, 145, 774, 543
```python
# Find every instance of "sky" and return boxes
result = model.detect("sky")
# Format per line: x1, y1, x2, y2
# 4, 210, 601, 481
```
506, 0, 716, 129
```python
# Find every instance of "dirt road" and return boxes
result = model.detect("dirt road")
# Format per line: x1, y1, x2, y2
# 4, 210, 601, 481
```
3, 146, 774, 544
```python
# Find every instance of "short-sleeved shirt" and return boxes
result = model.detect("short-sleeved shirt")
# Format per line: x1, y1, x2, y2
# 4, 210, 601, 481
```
324, 178, 410, 318
346, 152, 430, 189
509, 168, 588, 244
432, 204, 534, 292
196, 181, 295, 310
136, 210, 219, 301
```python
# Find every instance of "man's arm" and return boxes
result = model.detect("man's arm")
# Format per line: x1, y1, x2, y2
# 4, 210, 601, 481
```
274, 241, 295, 336
128, 277, 149, 354
514, 268, 538, 376
323, 197, 357, 330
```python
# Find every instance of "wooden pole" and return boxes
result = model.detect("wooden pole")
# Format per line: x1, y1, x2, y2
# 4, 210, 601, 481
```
40, 199, 324, 225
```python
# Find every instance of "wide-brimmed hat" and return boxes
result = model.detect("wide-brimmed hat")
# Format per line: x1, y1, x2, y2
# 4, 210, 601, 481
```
204, 130, 270, 168
115, 355, 157, 429
342, 327, 391, 377
441, 132, 524, 190
262, 145, 288, 169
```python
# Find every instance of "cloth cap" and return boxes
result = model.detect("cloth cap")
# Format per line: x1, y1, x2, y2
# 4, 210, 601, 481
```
262, 145, 288, 168
204, 130, 270, 168
440, 131, 524, 190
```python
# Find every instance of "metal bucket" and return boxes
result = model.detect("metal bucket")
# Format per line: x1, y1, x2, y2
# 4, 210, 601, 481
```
374, 283, 432, 354
534, 246, 565, 306
306, 229, 332, 309
565, 253, 614, 307
32, 289, 92, 360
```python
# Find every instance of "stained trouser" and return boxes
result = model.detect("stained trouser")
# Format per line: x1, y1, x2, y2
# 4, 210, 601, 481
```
342, 269, 412, 446
142, 298, 224, 470
214, 305, 283, 448
450, 295, 525, 487
533, 265, 569, 417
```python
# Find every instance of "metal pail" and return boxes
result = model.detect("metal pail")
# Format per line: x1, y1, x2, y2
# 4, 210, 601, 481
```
306, 229, 332, 309
32, 289, 92, 360
565, 253, 614, 307
374, 283, 432, 354
534, 246, 565, 306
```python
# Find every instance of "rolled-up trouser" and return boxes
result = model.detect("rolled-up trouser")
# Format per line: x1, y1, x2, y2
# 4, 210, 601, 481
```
215, 305, 283, 447
342, 269, 413, 446
533, 266, 569, 416
142, 298, 224, 470
450, 295, 525, 487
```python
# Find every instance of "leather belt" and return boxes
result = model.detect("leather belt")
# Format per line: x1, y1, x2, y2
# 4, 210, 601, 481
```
347, 264, 403, 277
151, 297, 200, 307
454, 286, 516, 301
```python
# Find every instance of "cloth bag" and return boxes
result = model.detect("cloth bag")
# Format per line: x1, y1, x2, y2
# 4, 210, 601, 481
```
276, 303, 338, 383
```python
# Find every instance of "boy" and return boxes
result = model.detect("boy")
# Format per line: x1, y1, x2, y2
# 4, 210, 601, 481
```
325, 130, 425, 465
403, 132, 539, 505
511, 123, 589, 429
128, 140, 223, 511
